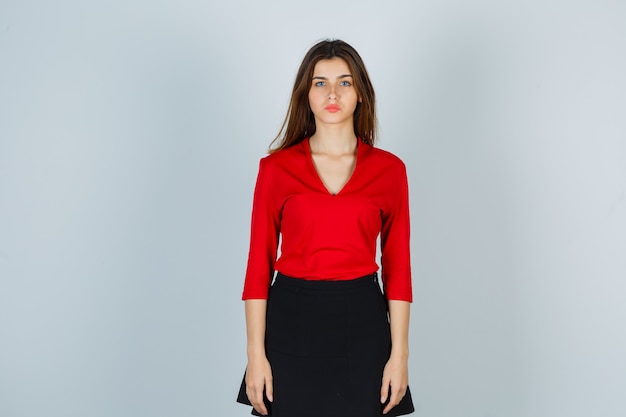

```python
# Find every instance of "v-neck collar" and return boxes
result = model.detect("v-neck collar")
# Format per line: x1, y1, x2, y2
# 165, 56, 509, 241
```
303, 137, 363, 196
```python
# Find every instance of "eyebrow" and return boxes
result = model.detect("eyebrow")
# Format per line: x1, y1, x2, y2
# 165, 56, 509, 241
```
312, 74, 353, 80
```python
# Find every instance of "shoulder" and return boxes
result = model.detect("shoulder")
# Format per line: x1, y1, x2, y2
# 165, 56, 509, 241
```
364, 144, 407, 172
258, 140, 307, 173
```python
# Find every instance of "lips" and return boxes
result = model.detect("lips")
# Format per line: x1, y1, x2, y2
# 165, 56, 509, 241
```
325, 104, 340, 112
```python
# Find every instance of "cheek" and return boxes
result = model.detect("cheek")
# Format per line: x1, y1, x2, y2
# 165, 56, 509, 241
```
307, 92, 316, 109
348, 93, 359, 108
307, 93, 319, 113
309, 90, 325, 106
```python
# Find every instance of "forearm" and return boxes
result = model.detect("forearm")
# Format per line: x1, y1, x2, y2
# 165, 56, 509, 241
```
387, 300, 410, 359
245, 299, 268, 358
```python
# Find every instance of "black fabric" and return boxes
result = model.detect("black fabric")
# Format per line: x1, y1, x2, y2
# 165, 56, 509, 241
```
236, 273, 415, 417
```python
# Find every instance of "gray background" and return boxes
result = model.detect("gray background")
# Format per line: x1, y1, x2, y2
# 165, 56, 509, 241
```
1, 1, 625, 416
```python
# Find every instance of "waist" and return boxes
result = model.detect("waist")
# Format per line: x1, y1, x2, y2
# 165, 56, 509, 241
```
274, 271, 379, 290
274, 258, 380, 281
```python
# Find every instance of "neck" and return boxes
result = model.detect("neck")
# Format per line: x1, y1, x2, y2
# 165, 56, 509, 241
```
309, 124, 358, 155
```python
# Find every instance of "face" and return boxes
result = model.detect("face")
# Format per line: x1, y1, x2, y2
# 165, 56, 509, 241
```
308, 58, 360, 128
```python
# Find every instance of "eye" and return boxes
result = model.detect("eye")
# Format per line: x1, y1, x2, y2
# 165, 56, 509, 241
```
314, 81, 326, 87
340, 80, 352, 87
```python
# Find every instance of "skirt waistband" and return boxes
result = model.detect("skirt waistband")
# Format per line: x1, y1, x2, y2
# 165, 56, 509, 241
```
273, 271, 379, 290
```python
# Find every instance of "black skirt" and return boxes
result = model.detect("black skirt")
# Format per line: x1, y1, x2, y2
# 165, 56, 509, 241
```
237, 273, 415, 417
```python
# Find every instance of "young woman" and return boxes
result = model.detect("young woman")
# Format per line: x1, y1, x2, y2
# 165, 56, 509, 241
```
237, 39, 414, 417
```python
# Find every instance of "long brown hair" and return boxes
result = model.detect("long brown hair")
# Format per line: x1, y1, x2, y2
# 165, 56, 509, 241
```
269, 39, 377, 153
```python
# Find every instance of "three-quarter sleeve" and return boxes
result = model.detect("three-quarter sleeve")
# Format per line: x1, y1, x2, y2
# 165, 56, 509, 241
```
380, 161, 413, 302
241, 158, 281, 299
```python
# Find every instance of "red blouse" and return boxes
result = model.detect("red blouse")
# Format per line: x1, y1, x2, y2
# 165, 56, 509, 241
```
242, 138, 412, 302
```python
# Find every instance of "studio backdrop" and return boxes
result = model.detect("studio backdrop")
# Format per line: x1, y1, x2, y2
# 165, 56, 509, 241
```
0, 1, 625, 416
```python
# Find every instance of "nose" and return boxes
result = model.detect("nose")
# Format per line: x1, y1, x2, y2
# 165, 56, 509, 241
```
328, 84, 338, 101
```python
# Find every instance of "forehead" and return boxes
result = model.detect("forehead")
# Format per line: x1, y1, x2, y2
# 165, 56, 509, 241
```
312, 58, 351, 76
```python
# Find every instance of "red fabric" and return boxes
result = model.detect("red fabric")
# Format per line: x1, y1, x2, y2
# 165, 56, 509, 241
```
242, 138, 412, 302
